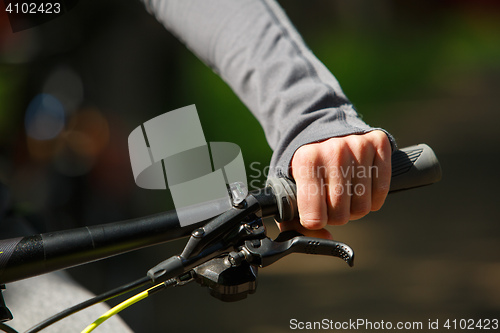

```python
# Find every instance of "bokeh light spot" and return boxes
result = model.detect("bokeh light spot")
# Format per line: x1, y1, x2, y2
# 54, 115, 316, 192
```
25, 93, 65, 140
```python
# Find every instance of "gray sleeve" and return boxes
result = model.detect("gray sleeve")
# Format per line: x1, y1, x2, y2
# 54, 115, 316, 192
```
141, 0, 395, 177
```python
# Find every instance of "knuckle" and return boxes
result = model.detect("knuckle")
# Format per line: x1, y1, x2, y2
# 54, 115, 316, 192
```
350, 135, 368, 153
299, 213, 326, 230
324, 141, 350, 167
294, 145, 319, 162
322, 138, 345, 154
373, 132, 391, 153
334, 139, 350, 154
327, 186, 343, 206
298, 182, 326, 203
292, 146, 321, 179
371, 130, 387, 143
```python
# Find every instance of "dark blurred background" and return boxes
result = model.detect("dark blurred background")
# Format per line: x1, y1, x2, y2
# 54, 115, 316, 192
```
1, 0, 499, 332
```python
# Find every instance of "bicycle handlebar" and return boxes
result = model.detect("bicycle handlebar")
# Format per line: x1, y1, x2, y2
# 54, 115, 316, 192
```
0, 144, 441, 285
0, 211, 205, 284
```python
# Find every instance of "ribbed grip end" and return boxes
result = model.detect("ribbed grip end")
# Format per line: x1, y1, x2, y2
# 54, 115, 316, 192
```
390, 144, 442, 193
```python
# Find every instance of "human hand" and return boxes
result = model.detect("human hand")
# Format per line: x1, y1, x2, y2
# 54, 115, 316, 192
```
280, 130, 392, 239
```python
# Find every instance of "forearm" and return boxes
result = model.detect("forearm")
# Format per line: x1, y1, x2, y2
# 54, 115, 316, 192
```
142, 0, 393, 176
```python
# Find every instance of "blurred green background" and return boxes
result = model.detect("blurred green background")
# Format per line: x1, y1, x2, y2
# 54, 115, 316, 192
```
1, 0, 499, 332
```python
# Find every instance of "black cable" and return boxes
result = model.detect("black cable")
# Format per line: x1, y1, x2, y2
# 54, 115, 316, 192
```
25, 276, 151, 333
0, 323, 19, 333
80, 278, 179, 333
148, 278, 177, 297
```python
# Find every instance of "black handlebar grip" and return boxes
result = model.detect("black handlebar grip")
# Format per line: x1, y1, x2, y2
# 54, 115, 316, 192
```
389, 144, 442, 192
267, 144, 441, 222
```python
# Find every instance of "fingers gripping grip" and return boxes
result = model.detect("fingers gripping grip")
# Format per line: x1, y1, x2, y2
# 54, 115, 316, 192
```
267, 144, 442, 223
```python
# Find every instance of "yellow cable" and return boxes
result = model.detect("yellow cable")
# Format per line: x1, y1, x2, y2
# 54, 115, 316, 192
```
81, 284, 162, 333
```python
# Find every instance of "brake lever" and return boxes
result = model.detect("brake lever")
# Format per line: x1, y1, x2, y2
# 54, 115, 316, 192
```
147, 192, 354, 301
233, 230, 354, 268
190, 219, 353, 302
